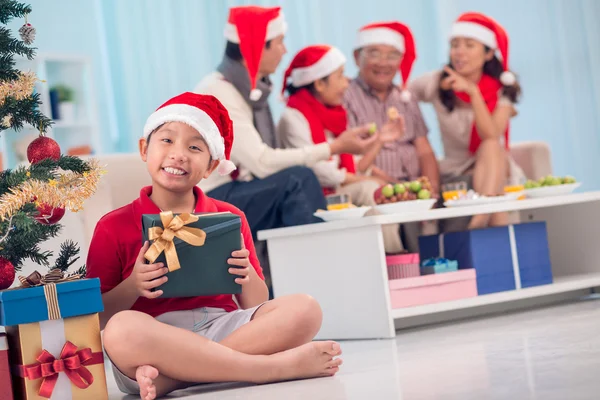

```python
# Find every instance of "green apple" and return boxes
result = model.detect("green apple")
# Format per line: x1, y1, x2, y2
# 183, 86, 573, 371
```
381, 184, 394, 198
548, 177, 562, 186
418, 189, 431, 200
409, 181, 422, 193
563, 176, 576, 184
524, 180, 535, 189
368, 123, 377, 136
394, 183, 406, 195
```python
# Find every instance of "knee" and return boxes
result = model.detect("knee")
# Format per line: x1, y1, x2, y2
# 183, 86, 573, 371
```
103, 310, 152, 357
285, 166, 320, 186
287, 294, 323, 335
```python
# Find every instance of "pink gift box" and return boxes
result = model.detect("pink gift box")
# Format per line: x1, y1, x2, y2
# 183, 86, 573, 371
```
389, 269, 478, 308
386, 253, 420, 280
0, 332, 13, 400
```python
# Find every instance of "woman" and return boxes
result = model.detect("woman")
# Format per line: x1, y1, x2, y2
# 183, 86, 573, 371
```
277, 44, 405, 253
410, 12, 524, 229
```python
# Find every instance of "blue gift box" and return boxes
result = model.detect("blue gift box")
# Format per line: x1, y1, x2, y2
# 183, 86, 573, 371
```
0, 278, 103, 326
419, 222, 553, 295
421, 258, 459, 275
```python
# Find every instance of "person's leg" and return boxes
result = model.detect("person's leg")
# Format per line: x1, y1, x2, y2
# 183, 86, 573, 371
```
470, 139, 509, 229
208, 167, 327, 236
103, 310, 342, 399
219, 294, 323, 355
338, 180, 404, 254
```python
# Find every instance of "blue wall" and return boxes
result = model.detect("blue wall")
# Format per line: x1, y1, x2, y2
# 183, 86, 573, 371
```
14, 0, 600, 188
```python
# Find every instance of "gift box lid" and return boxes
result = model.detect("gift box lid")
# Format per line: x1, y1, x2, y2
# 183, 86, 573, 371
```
389, 269, 476, 290
386, 253, 419, 266
0, 278, 103, 327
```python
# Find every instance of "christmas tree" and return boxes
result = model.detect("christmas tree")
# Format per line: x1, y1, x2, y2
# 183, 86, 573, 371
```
0, 1, 102, 289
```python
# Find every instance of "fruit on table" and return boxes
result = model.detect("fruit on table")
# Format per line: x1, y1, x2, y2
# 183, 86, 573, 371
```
381, 184, 395, 198
375, 176, 434, 204
525, 175, 577, 189
393, 183, 406, 195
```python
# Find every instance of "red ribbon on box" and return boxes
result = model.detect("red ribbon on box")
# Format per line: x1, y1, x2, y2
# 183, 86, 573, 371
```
17, 341, 104, 398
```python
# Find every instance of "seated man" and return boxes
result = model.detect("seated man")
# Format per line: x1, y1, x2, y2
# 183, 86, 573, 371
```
344, 21, 440, 251
195, 6, 374, 240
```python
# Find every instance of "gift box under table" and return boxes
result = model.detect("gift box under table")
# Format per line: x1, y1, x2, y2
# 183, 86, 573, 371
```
142, 212, 243, 298
419, 222, 553, 295
0, 278, 107, 400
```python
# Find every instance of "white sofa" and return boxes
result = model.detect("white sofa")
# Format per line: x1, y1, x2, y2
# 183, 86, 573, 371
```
13, 142, 552, 284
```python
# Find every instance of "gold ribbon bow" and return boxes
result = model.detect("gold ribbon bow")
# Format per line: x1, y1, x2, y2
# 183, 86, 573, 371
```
144, 211, 206, 272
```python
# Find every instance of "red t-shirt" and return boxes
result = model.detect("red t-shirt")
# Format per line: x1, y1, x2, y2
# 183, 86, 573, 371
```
86, 186, 264, 318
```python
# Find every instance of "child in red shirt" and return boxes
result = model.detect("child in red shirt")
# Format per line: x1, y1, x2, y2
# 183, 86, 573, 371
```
86, 93, 342, 399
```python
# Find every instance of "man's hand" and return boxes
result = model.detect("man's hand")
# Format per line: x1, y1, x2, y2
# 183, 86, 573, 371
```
330, 125, 379, 155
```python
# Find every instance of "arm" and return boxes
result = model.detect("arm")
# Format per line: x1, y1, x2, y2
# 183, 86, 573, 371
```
278, 109, 346, 187
414, 137, 440, 196
408, 71, 439, 103
234, 213, 268, 309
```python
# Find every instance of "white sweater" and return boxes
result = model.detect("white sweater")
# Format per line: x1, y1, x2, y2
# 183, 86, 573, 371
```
193, 72, 331, 193
277, 107, 347, 188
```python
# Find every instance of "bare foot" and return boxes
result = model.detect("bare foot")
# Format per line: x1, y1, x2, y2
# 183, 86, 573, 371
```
263, 341, 343, 383
136, 365, 159, 400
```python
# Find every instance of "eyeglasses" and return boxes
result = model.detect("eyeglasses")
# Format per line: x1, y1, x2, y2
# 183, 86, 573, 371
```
361, 49, 403, 63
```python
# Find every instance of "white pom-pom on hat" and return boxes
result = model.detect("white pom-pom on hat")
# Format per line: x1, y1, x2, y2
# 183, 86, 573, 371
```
217, 159, 237, 175
500, 71, 516, 86
400, 89, 412, 103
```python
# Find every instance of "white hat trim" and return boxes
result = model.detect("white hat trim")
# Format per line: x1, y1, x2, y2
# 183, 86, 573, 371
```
290, 47, 346, 88
143, 103, 225, 162
224, 11, 288, 43
355, 27, 405, 53
450, 22, 497, 50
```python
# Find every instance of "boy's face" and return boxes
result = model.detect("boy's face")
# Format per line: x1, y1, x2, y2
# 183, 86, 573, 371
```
139, 122, 219, 194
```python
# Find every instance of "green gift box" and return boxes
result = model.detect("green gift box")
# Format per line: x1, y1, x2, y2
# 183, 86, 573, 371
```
142, 212, 242, 298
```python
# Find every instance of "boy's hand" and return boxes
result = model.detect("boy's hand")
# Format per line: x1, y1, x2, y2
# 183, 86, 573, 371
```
131, 241, 169, 299
228, 235, 251, 286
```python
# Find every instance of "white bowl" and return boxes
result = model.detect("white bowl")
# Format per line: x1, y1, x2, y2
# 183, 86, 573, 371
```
524, 182, 582, 198
374, 199, 437, 215
314, 206, 371, 222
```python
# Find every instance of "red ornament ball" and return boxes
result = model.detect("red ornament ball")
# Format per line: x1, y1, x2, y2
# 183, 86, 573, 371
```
35, 203, 65, 225
0, 257, 15, 290
27, 136, 61, 164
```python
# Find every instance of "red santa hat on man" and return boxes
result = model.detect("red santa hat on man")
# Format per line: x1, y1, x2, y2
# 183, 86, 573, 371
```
450, 12, 516, 86
223, 6, 287, 101
354, 21, 416, 102
143, 92, 236, 176
282, 45, 346, 95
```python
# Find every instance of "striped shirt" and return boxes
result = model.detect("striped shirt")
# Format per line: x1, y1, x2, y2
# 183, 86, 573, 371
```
343, 77, 429, 181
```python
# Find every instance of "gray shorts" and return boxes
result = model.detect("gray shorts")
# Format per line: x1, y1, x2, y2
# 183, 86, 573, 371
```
110, 305, 263, 395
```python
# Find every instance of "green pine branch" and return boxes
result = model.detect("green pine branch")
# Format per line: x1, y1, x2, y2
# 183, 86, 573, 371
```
0, 54, 18, 81
71, 265, 86, 277
0, 26, 34, 59
0, 1, 32, 24
53, 240, 80, 272
0, 94, 52, 133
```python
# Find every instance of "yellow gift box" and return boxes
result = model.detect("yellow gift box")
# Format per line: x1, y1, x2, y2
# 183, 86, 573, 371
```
6, 313, 108, 400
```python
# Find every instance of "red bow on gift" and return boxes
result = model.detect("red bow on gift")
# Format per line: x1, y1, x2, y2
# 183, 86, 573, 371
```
18, 341, 104, 398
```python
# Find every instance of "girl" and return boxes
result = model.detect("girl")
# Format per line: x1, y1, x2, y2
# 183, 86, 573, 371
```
277, 44, 405, 253
410, 12, 524, 229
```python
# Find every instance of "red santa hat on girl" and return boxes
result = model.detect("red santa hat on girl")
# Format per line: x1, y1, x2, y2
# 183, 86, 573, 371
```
354, 21, 416, 102
223, 6, 288, 101
282, 45, 346, 95
450, 12, 516, 86
143, 92, 236, 176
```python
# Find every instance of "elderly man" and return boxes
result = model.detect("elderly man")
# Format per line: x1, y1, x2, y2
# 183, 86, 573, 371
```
344, 21, 440, 251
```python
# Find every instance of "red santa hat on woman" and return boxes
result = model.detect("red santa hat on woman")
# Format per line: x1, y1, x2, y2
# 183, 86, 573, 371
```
282, 45, 346, 95
354, 21, 416, 102
223, 6, 287, 101
450, 12, 516, 86
143, 92, 236, 176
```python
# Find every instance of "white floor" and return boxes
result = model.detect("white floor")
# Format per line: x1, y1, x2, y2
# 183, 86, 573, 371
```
107, 297, 600, 400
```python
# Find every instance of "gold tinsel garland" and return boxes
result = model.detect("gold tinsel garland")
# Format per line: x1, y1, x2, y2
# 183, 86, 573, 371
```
0, 71, 37, 107
0, 159, 104, 221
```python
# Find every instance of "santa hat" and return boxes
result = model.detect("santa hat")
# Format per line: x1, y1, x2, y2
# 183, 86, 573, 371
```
450, 12, 516, 86
282, 45, 346, 95
143, 92, 236, 176
223, 6, 288, 101
354, 22, 416, 102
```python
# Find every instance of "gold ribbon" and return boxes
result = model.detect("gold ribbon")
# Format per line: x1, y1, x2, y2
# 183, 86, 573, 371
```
17, 269, 81, 320
143, 211, 206, 272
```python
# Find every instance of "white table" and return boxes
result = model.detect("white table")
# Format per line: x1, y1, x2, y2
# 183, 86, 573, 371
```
258, 192, 600, 340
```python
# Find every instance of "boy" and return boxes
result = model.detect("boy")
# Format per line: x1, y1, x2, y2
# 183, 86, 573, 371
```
86, 93, 342, 400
